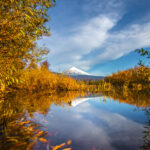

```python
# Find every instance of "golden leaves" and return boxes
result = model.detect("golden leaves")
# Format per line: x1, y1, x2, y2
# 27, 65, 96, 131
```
36, 131, 44, 137
0, 0, 55, 89
104, 66, 150, 90
67, 140, 72, 145
19, 120, 31, 125
19, 66, 83, 93
26, 141, 36, 150
52, 143, 66, 150
39, 137, 48, 143
52, 140, 72, 150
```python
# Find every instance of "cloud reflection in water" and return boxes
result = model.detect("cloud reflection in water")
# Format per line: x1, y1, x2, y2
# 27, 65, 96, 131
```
36, 97, 145, 150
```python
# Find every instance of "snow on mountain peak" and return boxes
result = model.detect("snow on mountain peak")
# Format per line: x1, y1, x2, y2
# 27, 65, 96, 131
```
67, 67, 90, 75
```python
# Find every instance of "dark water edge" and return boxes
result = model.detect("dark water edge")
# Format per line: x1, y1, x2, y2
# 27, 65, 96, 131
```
0, 90, 150, 150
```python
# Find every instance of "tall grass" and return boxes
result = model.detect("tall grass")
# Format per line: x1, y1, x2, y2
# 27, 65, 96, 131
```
19, 67, 85, 93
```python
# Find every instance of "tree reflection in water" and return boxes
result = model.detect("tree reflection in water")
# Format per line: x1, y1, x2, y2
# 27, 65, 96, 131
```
0, 91, 85, 150
0, 89, 149, 150
140, 108, 150, 150
100, 88, 150, 150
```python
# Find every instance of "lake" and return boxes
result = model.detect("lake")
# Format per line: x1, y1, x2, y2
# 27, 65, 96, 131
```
0, 91, 149, 150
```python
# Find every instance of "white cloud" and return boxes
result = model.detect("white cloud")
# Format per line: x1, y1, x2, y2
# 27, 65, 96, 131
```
94, 23, 150, 64
38, 15, 118, 71
38, 0, 150, 73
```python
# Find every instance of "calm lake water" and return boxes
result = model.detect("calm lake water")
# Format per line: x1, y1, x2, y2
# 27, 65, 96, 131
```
0, 91, 150, 150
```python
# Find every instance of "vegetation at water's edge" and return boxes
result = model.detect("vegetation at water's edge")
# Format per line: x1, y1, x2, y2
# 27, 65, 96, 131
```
0, 0, 149, 95
103, 65, 150, 91
0, 0, 84, 94
0, 0, 96, 94
0, 0, 55, 93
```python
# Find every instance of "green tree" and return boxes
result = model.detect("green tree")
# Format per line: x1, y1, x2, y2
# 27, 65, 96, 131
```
0, 0, 55, 88
136, 48, 150, 66
136, 48, 150, 59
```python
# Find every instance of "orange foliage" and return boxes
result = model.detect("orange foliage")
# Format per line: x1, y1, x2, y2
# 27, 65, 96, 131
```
100, 89, 150, 108
105, 66, 150, 90
19, 66, 85, 92
0, 0, 55, 87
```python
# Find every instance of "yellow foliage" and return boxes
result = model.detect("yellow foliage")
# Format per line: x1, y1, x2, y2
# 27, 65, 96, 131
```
104, 66, 150, 90
100, 88, 150, 108
52, 140, 72, 150
0, 0, 55, 88
39, 138, 48, 143
19, 67, 85, 92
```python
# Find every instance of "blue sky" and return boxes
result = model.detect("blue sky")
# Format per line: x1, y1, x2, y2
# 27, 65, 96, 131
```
38, 0, 150, 76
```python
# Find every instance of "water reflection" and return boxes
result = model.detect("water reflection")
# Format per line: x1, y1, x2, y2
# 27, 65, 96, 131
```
100, 88, 150, 108
0, 91, 85, 150
39, 97, 146, 150
140, 108, 150, 150
0, 90, 149, 150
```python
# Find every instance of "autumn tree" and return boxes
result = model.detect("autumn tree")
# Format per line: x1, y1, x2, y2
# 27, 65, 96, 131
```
41, 60, 50, 70
0, 0, 55, 87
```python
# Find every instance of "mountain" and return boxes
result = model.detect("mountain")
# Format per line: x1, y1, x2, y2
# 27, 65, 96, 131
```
64, 67, 104, 81
66, 67, 90, 75
72, 96, 102, 107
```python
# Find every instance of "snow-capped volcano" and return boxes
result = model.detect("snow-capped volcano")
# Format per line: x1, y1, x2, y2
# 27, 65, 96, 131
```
66, 67, 90, 75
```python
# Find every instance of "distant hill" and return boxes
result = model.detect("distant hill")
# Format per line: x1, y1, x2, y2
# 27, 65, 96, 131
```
68, 74, 104, 81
